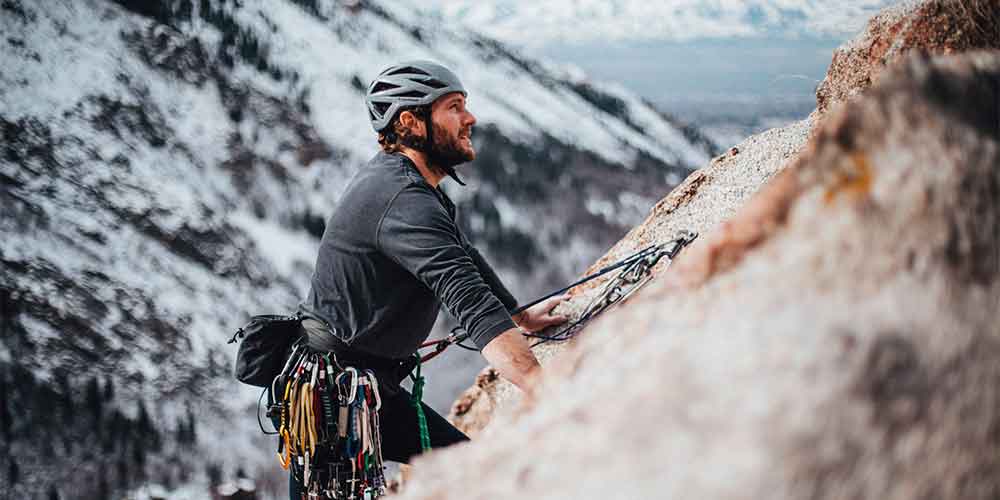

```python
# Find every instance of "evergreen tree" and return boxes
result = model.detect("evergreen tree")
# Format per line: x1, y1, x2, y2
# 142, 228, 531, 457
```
206, 462, 222, 486
176, 0, 193, 21
137, 401, 152, 434
117, 456, 129, 488
97, 472, 110, 500
53, 372, 73, 426
9, 459, 19, 485
132, 441, 146, 481
0, 370, 11, 442
175, 415, 187, 444
47, 485, 60, 500
103, 375, 114, 402
86, 376, 102, 424
186, 405, 196, 444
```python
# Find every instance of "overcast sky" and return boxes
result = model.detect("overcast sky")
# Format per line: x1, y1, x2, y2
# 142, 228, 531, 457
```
424, 0, 899, 45
423, 0, 901, 124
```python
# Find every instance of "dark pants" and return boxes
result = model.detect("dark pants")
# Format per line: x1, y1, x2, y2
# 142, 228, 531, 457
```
288, 385, 468, 499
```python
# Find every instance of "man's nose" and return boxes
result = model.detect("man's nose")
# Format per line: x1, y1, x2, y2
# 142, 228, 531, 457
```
464, 110, 476, 127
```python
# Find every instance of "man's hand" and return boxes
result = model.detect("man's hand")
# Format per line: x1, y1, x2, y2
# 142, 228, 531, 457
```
511, 294, 571, 333
481, 295, 572, 398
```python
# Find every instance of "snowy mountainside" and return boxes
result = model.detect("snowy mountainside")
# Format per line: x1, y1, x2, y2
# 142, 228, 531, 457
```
0, 0, 714, 497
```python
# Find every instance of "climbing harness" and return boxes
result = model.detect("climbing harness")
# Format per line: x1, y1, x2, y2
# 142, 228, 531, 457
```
418, 230, 698, 354
271, 346, 387, 499
235, 229, 697, 498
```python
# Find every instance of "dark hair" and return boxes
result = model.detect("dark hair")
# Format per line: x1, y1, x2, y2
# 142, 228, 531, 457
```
377, 105, 430, 153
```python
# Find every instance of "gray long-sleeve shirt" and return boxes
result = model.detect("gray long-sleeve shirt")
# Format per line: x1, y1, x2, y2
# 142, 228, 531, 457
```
299, 151, 518, 359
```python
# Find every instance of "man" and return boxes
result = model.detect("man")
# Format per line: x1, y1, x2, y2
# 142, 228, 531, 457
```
295, 60, 568, 492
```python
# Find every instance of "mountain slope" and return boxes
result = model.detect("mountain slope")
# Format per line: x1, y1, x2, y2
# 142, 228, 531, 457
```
0, 0, 717, 497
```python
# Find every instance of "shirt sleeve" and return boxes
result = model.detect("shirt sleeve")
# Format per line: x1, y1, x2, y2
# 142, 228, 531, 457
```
464, 243, 518, 313
377, 185, 516, 349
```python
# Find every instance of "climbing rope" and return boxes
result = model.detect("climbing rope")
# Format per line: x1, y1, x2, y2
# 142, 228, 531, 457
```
417, 230, 698, 354
525, 230, 697, 346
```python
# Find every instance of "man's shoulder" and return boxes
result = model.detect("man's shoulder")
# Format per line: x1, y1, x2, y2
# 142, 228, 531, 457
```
340, 152, 427, 208
358, 151, 432, 192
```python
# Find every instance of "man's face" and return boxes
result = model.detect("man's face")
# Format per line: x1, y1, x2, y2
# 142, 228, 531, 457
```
428, 92, 477, 167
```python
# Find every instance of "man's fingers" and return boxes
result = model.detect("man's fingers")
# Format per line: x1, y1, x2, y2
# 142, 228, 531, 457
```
543, 312, 569, 324
541, 294, 571, 310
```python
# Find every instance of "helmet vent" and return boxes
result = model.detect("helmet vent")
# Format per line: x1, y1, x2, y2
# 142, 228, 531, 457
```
388, 66, 430, 76
422, 79, 448, 89
373, 102, 391, 115
395, 90, 427, 99
372, 82, 399, 93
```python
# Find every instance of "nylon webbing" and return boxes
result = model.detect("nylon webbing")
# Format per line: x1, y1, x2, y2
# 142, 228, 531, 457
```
409, 355, 432, 452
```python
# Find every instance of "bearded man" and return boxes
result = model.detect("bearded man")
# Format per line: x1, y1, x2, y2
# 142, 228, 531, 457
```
294, 61, 568, 494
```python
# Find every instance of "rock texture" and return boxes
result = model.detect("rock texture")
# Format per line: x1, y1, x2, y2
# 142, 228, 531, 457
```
449, 116, 814, 436
814, 0, 999, 119
410, 48, 1000, 500
448, 0, 1000, 440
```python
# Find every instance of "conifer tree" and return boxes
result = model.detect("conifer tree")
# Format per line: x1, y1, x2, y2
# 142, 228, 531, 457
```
117, 456, 129, 488
103, 375, 114, 402
176, 0, 193, 21
186, 405, 197, 444
133, 441, 147, 481
0, 371, 11, 442
97, 471, 110, 500
86, 376, 102, 424
207, 462, 222, 486
137, 401, 152, 434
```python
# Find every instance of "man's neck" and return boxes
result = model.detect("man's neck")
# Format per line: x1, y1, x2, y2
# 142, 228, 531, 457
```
398, 147, 445, 188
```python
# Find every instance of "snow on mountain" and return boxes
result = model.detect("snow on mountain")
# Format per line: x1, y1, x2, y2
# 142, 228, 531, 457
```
426, 0, 899, 46
1, 0, 717, 497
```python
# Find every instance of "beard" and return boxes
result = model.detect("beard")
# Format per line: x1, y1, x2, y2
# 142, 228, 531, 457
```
428, 125, 475, 170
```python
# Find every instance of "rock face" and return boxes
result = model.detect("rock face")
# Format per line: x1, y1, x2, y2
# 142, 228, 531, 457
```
449, 117, 814, 436
0, 0, 717, 496
814, 0, 999, 118
412, 48, 1000, 500
448, 0, 1000, 441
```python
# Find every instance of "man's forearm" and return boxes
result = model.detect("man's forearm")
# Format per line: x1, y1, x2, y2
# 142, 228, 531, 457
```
481, 326, 541, 393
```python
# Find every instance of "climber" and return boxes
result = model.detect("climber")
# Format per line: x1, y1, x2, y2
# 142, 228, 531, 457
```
291, 60, 569, 494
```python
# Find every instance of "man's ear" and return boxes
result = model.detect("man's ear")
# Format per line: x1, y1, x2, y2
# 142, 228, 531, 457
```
397, 110, 424, 136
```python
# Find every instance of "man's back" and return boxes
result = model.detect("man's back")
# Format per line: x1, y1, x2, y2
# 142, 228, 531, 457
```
300, 151, 517, 359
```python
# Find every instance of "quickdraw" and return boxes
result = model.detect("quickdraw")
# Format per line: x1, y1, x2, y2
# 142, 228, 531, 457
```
273, 348, 387, 499
418, 230, 698, 355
